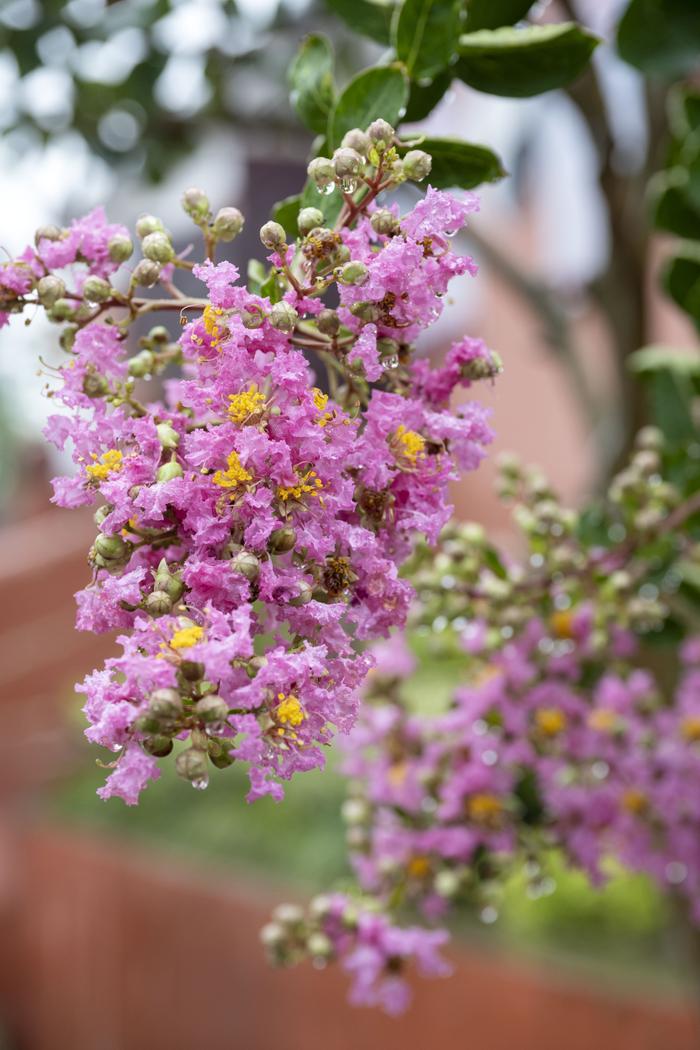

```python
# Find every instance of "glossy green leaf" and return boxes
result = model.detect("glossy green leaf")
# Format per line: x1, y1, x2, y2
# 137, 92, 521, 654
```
464, 0, 534, 31
394, 0, 462, 80
272, 194, 302, 239
456, 22, 599, 98
403, 71, 453, 122
289, 35, 336, 135
649, 169, 700, 239
617, 0, 700, 78
663, 245, 700, 327
400, 136, 506, 188
629, 344, 700, 377
324, 0, 397, 44
328, 64, 409, 150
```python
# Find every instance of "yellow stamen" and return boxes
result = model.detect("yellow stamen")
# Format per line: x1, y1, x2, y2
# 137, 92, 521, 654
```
228, 384, 266, 424
588, 709, 619, 733
277, 469, 324, 503
213, 451, 253, 491
203, 305, 226, 349
534, 707, 567, 737
275, 694, 305, 727
393, 424, 425, 465
681, 716, 700, 742
467, 793, 503, 828
407, 855, 431, 879
169, 625, 204, 650
312, 387, 334, 427
622, 789, 648, 815
549, 609, 575, 639
86, 448, 123, 482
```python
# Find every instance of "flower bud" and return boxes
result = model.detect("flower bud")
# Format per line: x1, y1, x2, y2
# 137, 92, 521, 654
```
349, 301, 380, 322
181, 186, 210, 223
213, 206, 244, 241
259, 221, 286, 251
128, 349, 155, 377
83, 275, 112, 303
268, 526, 296, 554
307, 932, 333, 959
307, 156, 335, 190
636, 425, 663, 452
135, 214, 165, 239
59, 325, 77, 352
260, 922, 285, 949
298, 207, 324, 236
289, 580, 313, 606
434, 869, 461, 898
332, 147, 363, 179
48, 298, 76, 322
149, 688, 183, 720
108, 234, 134, 263
180, 660, 204, 682
37, 275, 66, 307
272, 903, 304, 927
142, 735, 173, 757
317, 308, 340, 335
337, 261, 368, 286
145, 590, 172, 616
156, 422, 179, 450
141, 232, 175, 265
195, 694, 229, 724
241, 306, 264, 329
156, 460, 184, 483
154, 559, 184, 601
367, 119, 394, 148
94, 504, 112, 527
132, 259, 161, 288
94, 533, 130, 560
208, 738, 235, 769
175, 746, 208, 785
82, 371, 109, 398
402, 149, 432, 182
269, 301, 298, 333
148, 325, 170, 345
341, 798, 368, 824
341, 129, 371, 156
370, 209, 399, 236
34, 224, 62, 245
231, 549, 260, 582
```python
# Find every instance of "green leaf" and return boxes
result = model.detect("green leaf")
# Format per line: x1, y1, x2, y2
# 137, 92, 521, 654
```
667, 85, 700, 141
617, 0, 700, 78
394, 0, 461, 80
649, 169, 700, 239
300, 179, 344, 227
628, 344, 700, 377
404, 71, 453, 122
247, 259, 267, 295
289, 35, 336, 135
324, 0, 397, 44
629, 345, 700, 443
663, 244, 700, 326
400, 136, 506, 188
327, 64, 409, 150
456, 22, 599, 98
465, 0, 534, 31
272, 194, 302, 240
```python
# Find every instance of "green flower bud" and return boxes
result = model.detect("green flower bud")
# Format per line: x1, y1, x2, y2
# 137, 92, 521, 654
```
156, 460, 184, 483
260, 921, 286, 949
149, 687, 183, 720
338, 261, 368, 286
34, 224, 62, 245
135, 214, 165, 239
142, 735, 173, 757
259, 221, 286, 251
180, 660, 204, 682
144, 590, 172, 616
128, 349, 155, 377
94, 504, 112, 527
402, 149, 432, 182
268, 526, 296, 554
307, 932, 333, 959
83, 276, 112, 303
208, 738, 235, 769
148, 325, 170, 345
307, 156, 335, 190
82, 371, 109, 398
367, 119, 394, 148
213, 206, 244, 241
195, 694, 229, 724
175, 746, 208, 785
59, 325, 77, 352
434, 869, 461, 898
48, 298, 76, 322
108, 234, 134, 263
134, 713, 162, 735
94, 533, 130, 560
298, 207, 324, 237
141, 232, 175, 265
37, 275, 66, 307
636, 425, 663, 452
231, 549, 260, 582
341, 129, 371, 156
154, 559, 184, 601
156, 422, 180, 450
370, 209, 399, 236
332, 147, 363, 179
181, 186, 210, 223
241, 306, 264, 329
272, 903, 304, 927
132, 259, 161, 288
317, 308, 340, 335
289, 580, 313, 606
349, 301, 380, 322
269, 301, 298, 333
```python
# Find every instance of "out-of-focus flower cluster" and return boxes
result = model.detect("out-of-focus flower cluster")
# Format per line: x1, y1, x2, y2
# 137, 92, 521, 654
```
0, 121, 496, 805
267, 429, 700, 1010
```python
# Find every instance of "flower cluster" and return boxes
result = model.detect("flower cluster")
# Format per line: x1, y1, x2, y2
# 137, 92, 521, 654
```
268, 428, 700, 1010
1, 120, 494, 805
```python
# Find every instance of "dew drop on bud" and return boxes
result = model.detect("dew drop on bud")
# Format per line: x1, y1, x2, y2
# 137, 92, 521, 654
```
317, 183, 336, 197
191, 775, 209, 791
383, 354, 399, 370
340, 177, 358, 194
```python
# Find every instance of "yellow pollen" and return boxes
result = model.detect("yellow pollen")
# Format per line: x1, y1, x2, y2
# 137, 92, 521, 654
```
169, 625, 204, 650
588, 709, 619, 733
393, 424, 425, 465
681, 716, 700, 742
312, 387, 334, 427
203, 305, 226, 349
467, 793, 503, 827
407, 855, 431, 879
213, 451, 253, 491
228, 384, 266, 424
275, 694, 305, 727
387, 761, 408, 787
86, 448, 123, 481
549, 609, 575, 639
622, 789, 648, 815
534, 708, 567, 737
277, 469, 324, 503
